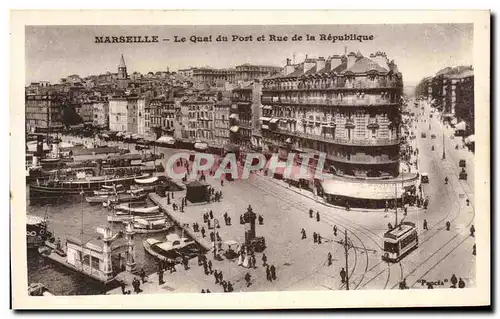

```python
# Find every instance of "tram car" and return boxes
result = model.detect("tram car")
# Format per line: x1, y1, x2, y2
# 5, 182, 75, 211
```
382, 222, 418, 263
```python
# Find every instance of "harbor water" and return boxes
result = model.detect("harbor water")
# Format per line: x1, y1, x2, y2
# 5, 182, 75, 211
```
27, 187, 185, 295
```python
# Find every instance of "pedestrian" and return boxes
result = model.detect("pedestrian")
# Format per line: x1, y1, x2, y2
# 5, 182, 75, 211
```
206, 289, 211, 293
245, 272, 252, 287
388, 223, 393, 231
158, 268, 164, 285
216, 232, 222, 242
227, 216, 231, 225
266, 265, 272, 282
240, 215, 245, 224
258, 215, 264, 225
120, 281, 127, 294
222, 280, 228, 292
316, 211, 320, 222
450, 274, 458, 288
333, 225, 337, 236
183, 256, 189, 270
207, 219, 211, 229
223, 212, 228, 222
327, 252, 332, 266
270, 265, 277, 280
466, 198, 470, 206
309, 208, 313, 218
318, 234, 322, 244
446, 221, 451, 231
423, 219, 428, 230
261, 253, 268, 267
201, 289, 205, 293
445, 176, 448, 184
139, 267, 147, 283
385, 200, 389, 212
209, 210, 214, 220
227, 281, 234, 292
470, 225, 475, 237
214, 270, 219, 284
210, 231, 215, 242
200, 226, 206, 238
208, 260, 213, 274
340, 267, 346, 284
458, 278, 466, 288
251, 255, 257, 269
301, 228, 307, 239
313, 232, 318, 243
473, 243, 476, 256
219, 271, 224, 284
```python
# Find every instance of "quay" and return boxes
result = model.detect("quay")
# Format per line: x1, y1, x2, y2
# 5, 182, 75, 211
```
149, 193, 213, 251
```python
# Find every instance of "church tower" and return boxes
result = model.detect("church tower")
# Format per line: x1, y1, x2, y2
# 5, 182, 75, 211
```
117, 54, 129, 89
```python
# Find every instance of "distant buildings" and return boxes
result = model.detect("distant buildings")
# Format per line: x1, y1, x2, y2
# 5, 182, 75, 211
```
230, 81, 263, 150
415, 66, 474, 133
25, 93, 65, 133
214, 97, 231, 147
235, 64, 282, 82
108, 95, 145, 133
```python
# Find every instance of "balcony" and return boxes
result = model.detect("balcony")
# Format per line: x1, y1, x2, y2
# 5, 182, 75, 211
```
261, 96, 398, 107
262, 80, 401, 92
265, 128, 400, 146
328, 154, 399, 165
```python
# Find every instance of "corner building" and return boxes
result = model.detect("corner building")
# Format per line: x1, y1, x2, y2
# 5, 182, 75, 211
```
261, 52, 403, 178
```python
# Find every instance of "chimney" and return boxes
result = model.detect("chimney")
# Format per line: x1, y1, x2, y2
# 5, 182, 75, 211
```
303, 56, 316, 74
372, 51, 389, 70
329, 55, 342, 70
316, 57, 326, 71
347, 52, 357, 69
284, 58, 295, 76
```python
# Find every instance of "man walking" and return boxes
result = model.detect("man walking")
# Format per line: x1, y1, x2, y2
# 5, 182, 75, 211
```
340, 267, 346, 284
270, 265, 277, 281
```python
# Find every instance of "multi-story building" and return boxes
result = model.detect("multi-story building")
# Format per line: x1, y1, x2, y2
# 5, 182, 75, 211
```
108, 95, 145, 133
235, 64, 282, 81
25, 93, 65, 133
92, 99, 109, 128
454, 69, 474, 133
147, 95, 175, 137
79, 102, 94, 123
189, 67, 236, 85
180, 95, 215, 143
230, 81, 262, 150
414, 77, 433, 103
214, 97, 231, 147
261, 52, 403, 178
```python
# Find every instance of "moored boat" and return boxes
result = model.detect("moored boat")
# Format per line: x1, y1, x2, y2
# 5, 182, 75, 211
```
107, 213, 164, 223
142, 233, 198, 262
133, 218, 173, 234
115, 202, 160, 214
27, 215, 52, 249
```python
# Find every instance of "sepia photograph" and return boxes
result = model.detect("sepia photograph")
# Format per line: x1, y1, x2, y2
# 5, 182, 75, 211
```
10, 10, 490, 309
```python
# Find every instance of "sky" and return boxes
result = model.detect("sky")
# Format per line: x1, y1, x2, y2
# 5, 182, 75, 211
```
25, 24, 473, 86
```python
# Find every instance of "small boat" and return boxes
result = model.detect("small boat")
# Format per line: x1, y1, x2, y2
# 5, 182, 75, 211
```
143, 233, 198, 262
107, 213, 164, 223
89, 191, 147, 204
115, 202, 160, 214
133, 218, 172, 234
94, 185, 125, 196
28, 283, 53, 296
86, 195, 111, 203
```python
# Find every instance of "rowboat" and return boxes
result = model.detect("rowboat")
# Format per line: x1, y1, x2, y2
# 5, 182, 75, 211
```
133, 218, 173, 234
115, 202, 160, 214
89, 191, 147, 204
107, 213, 164, 223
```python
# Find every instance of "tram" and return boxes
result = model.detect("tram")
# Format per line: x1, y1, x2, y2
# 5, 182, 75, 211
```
382, 222, 418, 263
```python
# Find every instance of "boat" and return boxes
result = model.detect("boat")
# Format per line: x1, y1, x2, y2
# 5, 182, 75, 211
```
28, 283, 53, 296
142, 233, 198, 262
133, 218, 173, 234
88, 190, 147, 204
107, 213, 165, 223
93, 184, 125, 196
29, 173, 150, 197
27, 215, 53, 249
115, 202, 160, 214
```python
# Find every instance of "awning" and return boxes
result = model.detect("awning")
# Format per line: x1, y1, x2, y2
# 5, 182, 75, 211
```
194, 142, 208, 150
156, 136, 175, 144
455, 121, 466, 131
230, 126, 239, 133
320, 179, 413, 200
451, 118, 458, 125
229, 114, 238, 119
260, 117, 271, 122
270, 118, 279, 124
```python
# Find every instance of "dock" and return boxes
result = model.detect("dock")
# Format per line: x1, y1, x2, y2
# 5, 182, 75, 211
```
148, 193, 213, 251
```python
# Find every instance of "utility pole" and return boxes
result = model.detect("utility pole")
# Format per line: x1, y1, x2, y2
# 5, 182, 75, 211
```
344, 229, 349, 290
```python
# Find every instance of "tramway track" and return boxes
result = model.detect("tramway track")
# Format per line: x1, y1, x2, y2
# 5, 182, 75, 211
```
240, 177, 376, 290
